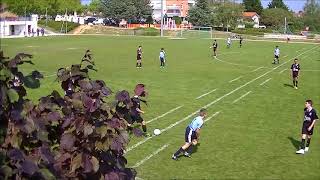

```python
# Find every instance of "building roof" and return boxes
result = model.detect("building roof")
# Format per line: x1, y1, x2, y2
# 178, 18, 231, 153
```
0, 11, 18, 18
243, 12, 260, 18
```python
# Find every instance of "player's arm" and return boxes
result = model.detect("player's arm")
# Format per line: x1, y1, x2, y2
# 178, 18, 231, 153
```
195, 128, 201, 139
136, 107, 144, 114
308, 113, 318, 131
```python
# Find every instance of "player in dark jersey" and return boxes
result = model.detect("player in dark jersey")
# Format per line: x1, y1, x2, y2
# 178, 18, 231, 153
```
211, 40, 218, 57
296, 100, 319, 154
136, 46, 142, 68
290, 58, 300, 89
239, 36, 243, 48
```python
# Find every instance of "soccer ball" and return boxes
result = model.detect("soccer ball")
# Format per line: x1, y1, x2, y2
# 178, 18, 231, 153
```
153, 129, 161, 136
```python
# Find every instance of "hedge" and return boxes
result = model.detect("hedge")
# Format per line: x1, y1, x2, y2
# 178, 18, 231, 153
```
133, 27, 160, 36
232, 28, 273, 36
38, 20, 79, 33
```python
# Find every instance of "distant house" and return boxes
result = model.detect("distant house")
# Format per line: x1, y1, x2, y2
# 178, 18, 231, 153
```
241, 12, 260, 28
0, 4, 38, 37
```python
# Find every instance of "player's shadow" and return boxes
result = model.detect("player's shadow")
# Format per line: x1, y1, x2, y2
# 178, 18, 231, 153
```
283, 83, 294, 88
288, 137, 300, 149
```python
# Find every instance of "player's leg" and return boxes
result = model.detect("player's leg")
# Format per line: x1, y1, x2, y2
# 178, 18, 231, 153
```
172, 127, 192, 160
305, 129, 313, 152
292, 76, 296, 87
137, 117, 149, 136
184, 138, 198, 158
296, 124, 308, 154
295, 76, 298, 88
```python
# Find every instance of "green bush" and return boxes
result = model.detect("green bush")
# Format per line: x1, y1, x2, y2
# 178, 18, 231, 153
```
38, 20, 79, 33
172, 16, 182, 25
134, 27, 160, 36
244, 21, 254, 28
232, 28, 273, 36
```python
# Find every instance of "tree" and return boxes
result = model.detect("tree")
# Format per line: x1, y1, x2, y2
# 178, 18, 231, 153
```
211, 1, 244, 31
303, 0, 320, 32
100, 0, 152, 23
261, 8, 293, 28
86, 0, 101, 14
188, 0, 211, 26
268, 0, 289, 11
243, 0, 263, 15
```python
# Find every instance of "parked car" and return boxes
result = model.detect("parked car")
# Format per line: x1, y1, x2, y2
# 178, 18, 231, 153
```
93, 18, 104, 25
84, 17, 96, 25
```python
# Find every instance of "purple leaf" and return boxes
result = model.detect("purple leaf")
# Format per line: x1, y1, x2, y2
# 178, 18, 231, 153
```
62, 115, 73, 129
46, 112, 61, 121
132, 127, 143, 137
79, 80, 92, 91
105, 171, 120, 180
107, 118, 120, 129
8, 148, 25, 161
40, 144, 55, 164
82, 153, 93, 173
60, 133, 75, 151
101, 87, 112, 96
115, 90, 130, 104
10, 110, 23, 122
20, 160, 39, 176
111, 137, 124, 152
134, 84, 147, 97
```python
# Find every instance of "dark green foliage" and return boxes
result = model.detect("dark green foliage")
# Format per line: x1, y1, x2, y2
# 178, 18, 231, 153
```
38, 20, 79, 33
188, 0, 211, 26
0, 50, 138, 179
261, 8, 293, 28
100, 0, 152, 23
243, 0, 263, 15
172, 16, 182, 25
268, 0, 289, 11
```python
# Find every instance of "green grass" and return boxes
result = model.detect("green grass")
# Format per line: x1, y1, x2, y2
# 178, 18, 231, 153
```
1, 36, 320, 180
38, 20, 79, 33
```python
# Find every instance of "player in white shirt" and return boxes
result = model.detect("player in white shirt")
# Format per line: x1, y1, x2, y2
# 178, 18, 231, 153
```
273, 46, 280, 64
227, 37, 231, 48
159, 48, 166, 68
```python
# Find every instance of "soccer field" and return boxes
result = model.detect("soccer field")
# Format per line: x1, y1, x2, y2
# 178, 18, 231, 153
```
2, 36, 320, 179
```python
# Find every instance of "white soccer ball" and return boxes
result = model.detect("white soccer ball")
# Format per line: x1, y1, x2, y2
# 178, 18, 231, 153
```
153, 129, 161, 136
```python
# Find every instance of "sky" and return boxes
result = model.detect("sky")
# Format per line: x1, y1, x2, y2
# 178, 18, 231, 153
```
81, 0, 311, 12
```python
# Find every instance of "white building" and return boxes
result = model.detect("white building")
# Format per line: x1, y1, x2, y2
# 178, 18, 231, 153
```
0, 13, 38, 37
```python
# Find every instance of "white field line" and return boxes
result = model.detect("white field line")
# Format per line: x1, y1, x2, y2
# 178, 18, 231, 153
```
283, 55, 288, 58
125, 45, 319, 154
219, 52, 241, 55
229, 76, 243, 83
279, 69, 287, 74
214, 56, 258, 68
44, 74, 57, 78
146, 106, 183, 124
259, 78, 272, 86
196, 89, 217, 99
132, 144, 169, 168
251, 67, 264, 72
232, 91, 252, 104
204, 111, 221, 123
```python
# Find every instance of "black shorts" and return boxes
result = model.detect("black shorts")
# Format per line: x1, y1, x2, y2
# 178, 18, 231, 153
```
213, 47, 217, 52
302, 121, 314, 135
274, 55, 279, 59
160, 57, 165, 62
292, 72, 299, 78
126, 114, 143, 124
137, 55, 142, 60
185, 126, 197, 143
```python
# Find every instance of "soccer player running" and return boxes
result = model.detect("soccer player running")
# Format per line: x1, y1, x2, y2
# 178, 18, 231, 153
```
172, 109, 207, 160
296, 100, 318, 154
239, 36, 243, 48
273, 46, 280, 64
159, 48, 166, 68
130, 85, 150, 137
291, 58, 300, 89
136, 46, 143, 68
211, 40, 218, 57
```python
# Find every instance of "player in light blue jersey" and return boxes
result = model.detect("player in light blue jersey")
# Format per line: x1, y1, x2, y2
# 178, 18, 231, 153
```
159, 48, 166, 68
172, 109, 207, 160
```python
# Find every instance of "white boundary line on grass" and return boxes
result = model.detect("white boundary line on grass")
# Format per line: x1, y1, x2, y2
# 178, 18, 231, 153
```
196, 89, 217, 99
215, 56, 259, 68
125, 45, 319, 154
204, 111, 221, 123
279, 69, 287, 74
229, 76, 243, 83
232, 91, 252, 104
146, 106, 183, 124
132, 143, 169, 168
259, 78, 272, 86
251, 67, 264, 72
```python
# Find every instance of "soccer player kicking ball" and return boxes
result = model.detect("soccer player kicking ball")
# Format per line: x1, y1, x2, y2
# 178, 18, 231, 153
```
296, 100, 318, 154
291, 58, 300, 89
172, 109, 207, 160
273, 46, 280, 64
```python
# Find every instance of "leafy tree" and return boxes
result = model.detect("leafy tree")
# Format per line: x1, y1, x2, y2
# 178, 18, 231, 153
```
303, 0, 320, 32
243, 0, 263, 15
211, 1, 244, 31
100, 0, 152, 23
268, 0, 289, 11
188, 0, 211, 26
261, 8, 293, 28
0, 50, 143, 179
